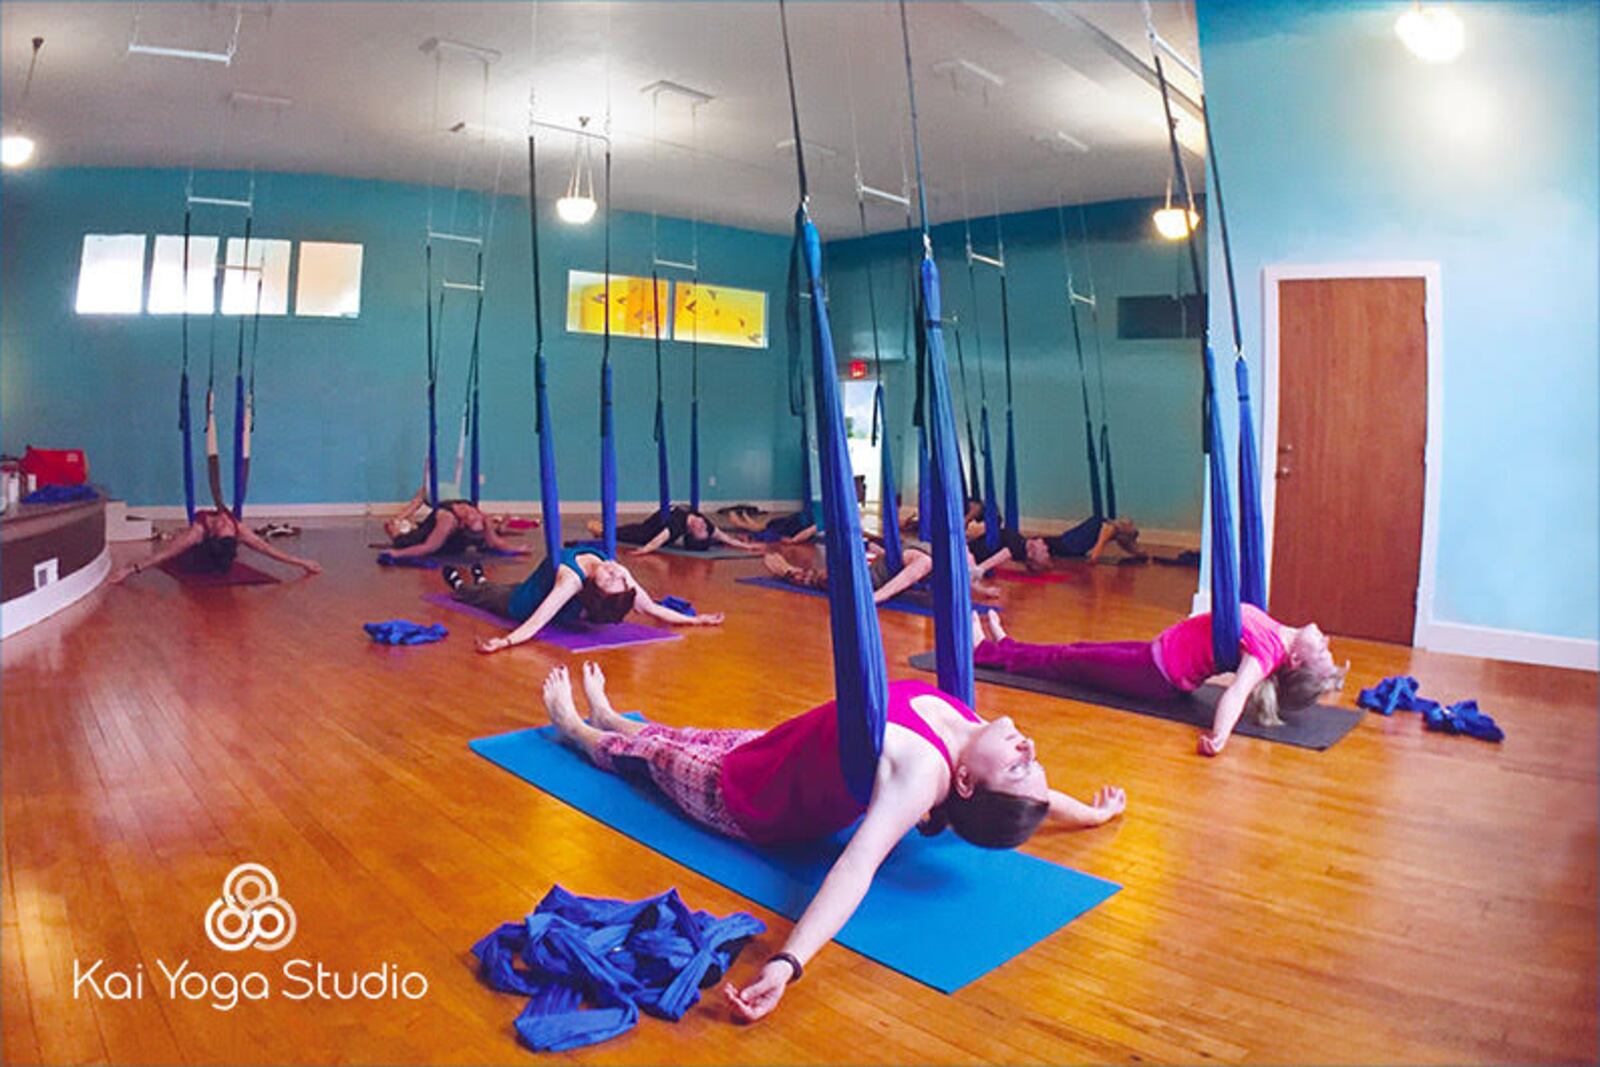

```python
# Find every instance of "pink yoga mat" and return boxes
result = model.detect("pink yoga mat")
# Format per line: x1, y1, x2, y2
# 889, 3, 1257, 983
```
159, 558, 279, 586
420, 593, 682, 652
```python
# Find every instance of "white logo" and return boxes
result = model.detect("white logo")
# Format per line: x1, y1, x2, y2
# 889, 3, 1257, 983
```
204, 864, 296, 953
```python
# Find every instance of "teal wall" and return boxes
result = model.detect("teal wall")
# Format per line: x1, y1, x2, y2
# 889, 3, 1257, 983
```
0, 166, 801, 508
1197, 1, 1598, 640
823, 200, 1208, 532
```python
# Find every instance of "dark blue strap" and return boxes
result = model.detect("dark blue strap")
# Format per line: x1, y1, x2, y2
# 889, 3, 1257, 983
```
1235, 356, 1265, 609
179, 370, 196, 524
600, 361, 618, 558
1003, 409, 1020, 533
979, 407, 1001, 555
231, 371, 246, 518
876, 385, 903, 574
1203, 342, 1241, 672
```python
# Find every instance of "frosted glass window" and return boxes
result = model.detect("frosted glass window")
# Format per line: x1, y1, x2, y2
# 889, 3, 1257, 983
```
221, 237, 291, 315
146, 235, 219, 314
74, 234, 147, 315
295, 241, 363, 318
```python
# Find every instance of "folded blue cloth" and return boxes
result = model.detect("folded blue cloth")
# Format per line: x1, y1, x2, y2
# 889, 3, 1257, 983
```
1358, 674, 1502, 742
474, 885, 764, 1052
363, 620, 447, 645
376, 551, 440, 569
659, 595, 696, 617
22, 484, 96, 504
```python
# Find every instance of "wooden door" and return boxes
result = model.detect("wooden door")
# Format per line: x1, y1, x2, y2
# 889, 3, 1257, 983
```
1272, 277, 1427, 644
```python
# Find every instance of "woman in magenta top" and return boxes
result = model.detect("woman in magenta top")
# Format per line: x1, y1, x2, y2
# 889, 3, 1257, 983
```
539, 654, 1126, 1024
972, 607, 1347, 756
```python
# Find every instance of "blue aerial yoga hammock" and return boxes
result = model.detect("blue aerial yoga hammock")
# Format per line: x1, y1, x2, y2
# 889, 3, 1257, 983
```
778, 0, 888, 804
963, 225, 1003, 554
179, 208, 198, 524
899, 0, 974, 706
998, 272, 1020, 533
1151, 39, 1266, 671
689, 323, 701, 513
1059, 205, 1106, 520
528, 125, 563, 564
651, 270, 671, 518
854, 164, 904, 574
950, 327, 980, 508
598, 140, 618, 558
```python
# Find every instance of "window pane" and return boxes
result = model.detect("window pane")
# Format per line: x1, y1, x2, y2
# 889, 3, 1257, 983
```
565, 271, 670, 340
147, 235, 219, 314
674, 281, 768, 349
222, 237, 290, 315
295, 241, 363, 318
75, 234, 147, 315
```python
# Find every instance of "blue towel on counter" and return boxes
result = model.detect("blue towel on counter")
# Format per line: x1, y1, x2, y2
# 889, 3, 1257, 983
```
363, 620, 447, 645
22, 484, 96, 504
473, 885, 764, 1052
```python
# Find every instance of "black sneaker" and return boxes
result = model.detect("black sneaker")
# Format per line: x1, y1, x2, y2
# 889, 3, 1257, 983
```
470, 562, 487, 585
442, 565, 465, 591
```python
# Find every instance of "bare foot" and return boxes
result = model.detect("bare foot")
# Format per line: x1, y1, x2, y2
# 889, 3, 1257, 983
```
581, 661, 625, 731
984, 610, 1008, 642
586, 519, 604, 537
542, 666, 587, 742
762, 553, 798, 579
970, 611, 987, 649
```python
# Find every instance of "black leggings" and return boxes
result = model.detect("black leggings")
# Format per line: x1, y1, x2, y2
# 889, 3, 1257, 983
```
452, 581, 517, 619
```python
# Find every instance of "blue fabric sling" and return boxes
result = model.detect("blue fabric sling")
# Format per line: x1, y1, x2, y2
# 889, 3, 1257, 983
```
363, 620, 447, 645
528, 131, 564, 566
474, 885, 764, 1052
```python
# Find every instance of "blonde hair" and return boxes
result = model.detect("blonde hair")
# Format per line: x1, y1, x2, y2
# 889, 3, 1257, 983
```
1246, 660, 1350, 727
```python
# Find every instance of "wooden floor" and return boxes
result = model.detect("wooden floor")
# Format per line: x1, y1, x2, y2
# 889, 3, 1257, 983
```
3, 520, 1595, 1065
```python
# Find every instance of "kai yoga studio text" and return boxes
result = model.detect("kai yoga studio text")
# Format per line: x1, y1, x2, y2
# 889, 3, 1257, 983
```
73, 957, 430, 1013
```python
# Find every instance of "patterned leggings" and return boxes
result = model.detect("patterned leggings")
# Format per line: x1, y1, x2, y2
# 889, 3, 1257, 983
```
592, 724, 761, 840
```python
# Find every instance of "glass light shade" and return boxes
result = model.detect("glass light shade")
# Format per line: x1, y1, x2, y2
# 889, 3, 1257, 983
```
1, 133, 36, 168
555, 195, 598, 225
1153, 206, 1200, 240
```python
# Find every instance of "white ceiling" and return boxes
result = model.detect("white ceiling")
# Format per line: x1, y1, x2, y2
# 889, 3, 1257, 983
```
0, 1, 1206, 237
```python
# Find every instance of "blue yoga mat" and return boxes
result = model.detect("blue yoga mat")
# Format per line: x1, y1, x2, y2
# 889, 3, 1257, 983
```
469, 723, 1118, 993
735, 575, 999, 618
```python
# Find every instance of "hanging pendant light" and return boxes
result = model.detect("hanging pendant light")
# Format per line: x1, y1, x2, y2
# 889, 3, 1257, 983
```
1396, 1, 1465, 63
1152, 172, 1199, 241
555, 115, 597, 224
2, 37, 44, 169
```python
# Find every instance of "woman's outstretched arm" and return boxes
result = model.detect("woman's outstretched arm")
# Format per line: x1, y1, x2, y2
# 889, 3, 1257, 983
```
236, 526, 321, 574
871, 550, 932, 604
626, 528, 673, 557
723, 760, 936, 1022
480, 525, 532, 555
1199, 653, 1267, 756
1047, 786, 1126, 828
477, 568, 585, 653
711, 528, 764, 552
110, 523, 206, 583
629, 582, 723, 626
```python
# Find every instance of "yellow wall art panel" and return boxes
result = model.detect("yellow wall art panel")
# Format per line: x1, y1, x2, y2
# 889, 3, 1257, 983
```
673, 282, 768, 349
565, 271, 671, 340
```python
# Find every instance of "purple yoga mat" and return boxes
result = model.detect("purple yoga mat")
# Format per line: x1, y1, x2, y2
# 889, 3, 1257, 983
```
420, 592, 682, 652
159, 558, 279, 586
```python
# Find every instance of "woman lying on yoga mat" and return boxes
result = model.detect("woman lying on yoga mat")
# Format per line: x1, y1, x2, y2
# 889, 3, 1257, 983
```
966, 518, 1147, 577
382, 486, 529, 561
971, 608, 1347, 756
539, 651, 1126, 1023
764, 539, 1000, 602
457, 545, 722, 654
719, 506, 817, 544
585, 505, 763, 557
110, 507, 322, 583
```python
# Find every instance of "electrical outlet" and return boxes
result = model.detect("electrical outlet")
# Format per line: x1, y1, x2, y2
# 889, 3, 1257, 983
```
708, 475, 717, 487
33, 558, 58, 589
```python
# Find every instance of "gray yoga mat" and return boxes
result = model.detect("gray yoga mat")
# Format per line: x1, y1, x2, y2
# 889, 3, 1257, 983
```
908, 652, 1361, 750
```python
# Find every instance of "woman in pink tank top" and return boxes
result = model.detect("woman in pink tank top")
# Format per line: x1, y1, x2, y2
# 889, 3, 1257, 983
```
971, 609, 1347, 756
537, 655, 1126, 1024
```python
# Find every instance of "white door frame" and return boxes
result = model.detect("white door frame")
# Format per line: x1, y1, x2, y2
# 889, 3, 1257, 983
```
1260, 261, 1443, 648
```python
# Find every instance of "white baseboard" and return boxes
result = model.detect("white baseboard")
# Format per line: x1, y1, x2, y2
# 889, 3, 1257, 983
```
1, 546, 111, 640
1418, 620, 1599, 672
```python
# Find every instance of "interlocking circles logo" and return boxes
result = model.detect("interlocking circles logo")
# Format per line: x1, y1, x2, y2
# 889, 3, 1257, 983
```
204, 863, 297, 952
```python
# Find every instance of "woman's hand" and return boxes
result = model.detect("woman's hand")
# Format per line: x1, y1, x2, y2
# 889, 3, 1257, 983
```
627, 547, 650, 557
300, 560, 323, 575
722, 959, 792, 1023
1198, 732, 1227, 757
1088, 786, 1126, 823
694, 612, 725, 626
477, 635, 513, 654
109, 564, 136, 585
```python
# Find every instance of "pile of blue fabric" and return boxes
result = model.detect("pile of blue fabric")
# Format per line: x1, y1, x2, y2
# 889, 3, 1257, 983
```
474, 885, 764, 1052
659, 595, 696, 617
1357, 675, 1504, 742
22, 484, 97, 505
363, 620, 447, 646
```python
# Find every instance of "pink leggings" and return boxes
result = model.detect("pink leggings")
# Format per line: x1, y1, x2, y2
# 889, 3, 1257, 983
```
974, 637, 1182, 702
591, 724, 760, 840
